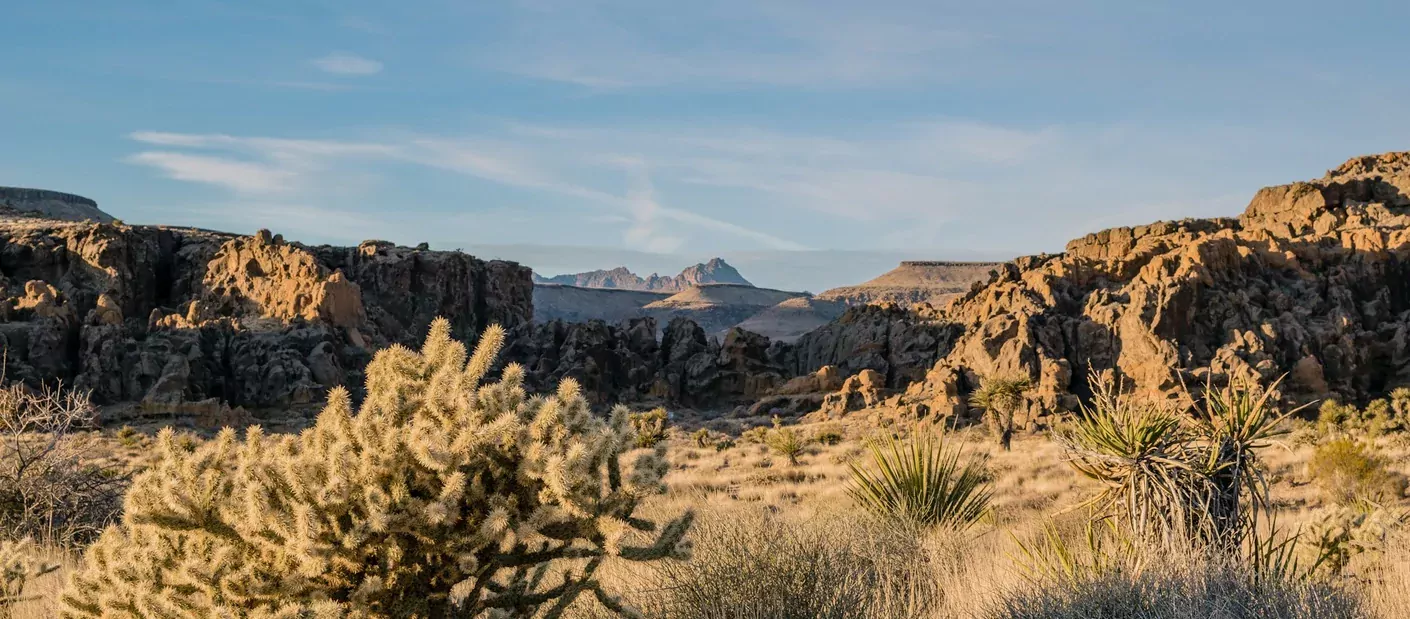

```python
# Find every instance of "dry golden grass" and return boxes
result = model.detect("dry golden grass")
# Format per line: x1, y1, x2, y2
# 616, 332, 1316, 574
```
8, 417, 1410, 617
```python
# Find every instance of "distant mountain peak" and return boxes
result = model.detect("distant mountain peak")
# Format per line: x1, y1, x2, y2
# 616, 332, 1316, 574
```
533, 257, 752, 292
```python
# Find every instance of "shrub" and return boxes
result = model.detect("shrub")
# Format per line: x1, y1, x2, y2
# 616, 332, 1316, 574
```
764, 416, 805, 466
629, 408, 669, 448
994, 561, 1362, 619
630, 509, 936, 619
690, 428, 712, 448
970, 375, 1032, 451
713, 438, 735, 452
0, 383, 125, 547
740, 425, 769, 444
60, 319, 692, 618
813, 427, 844, 446
847, 432, 991, 530
114, 425, 142, 449
1307, 438, 1408, 506
1, 538, 59, 615
1304, 506, 1409, 577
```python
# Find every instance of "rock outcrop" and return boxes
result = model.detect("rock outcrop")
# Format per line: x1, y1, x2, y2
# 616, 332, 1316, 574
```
0, 216, 531, 418
895, 151, 1410, 426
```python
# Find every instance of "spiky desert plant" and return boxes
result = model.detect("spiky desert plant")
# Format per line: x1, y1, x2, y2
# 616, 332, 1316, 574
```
1056, 372, 1297, 552
59, 319, 692, 618
764, 416, 805, 466
1, 537, 58, 616
629, 408, 668, 448
846, 432, 991, 530
970, 374, 1032, 451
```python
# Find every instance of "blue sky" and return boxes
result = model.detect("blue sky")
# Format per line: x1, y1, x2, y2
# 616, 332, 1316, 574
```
5, 1, 1410, 289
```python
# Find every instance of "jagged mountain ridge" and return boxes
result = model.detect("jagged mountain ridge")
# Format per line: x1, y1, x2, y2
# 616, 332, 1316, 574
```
533, 257, 752, 292
882, 150, 1410, 429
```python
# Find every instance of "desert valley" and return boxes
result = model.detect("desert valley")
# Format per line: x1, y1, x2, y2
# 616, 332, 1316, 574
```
5, 152, 1410, 617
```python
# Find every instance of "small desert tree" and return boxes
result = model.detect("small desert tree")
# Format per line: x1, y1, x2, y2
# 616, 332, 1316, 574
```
60, 319, 692, 618
970, 374, 1032, 451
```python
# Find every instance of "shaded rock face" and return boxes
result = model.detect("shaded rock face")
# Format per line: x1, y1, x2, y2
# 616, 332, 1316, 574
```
901, 151, 1410, 422
0, 220, 532, 415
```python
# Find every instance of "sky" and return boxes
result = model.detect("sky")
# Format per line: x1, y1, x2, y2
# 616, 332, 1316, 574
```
5, 1, 1410, 290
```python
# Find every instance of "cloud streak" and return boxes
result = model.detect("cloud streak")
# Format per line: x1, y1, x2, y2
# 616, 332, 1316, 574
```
311, 52, 383, 75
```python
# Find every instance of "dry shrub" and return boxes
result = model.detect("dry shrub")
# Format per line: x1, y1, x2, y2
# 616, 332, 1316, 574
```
994, 561, 1362, 619
1308, 438, 1409, 506
0, 383, 124, 547
624, 508, 938, 619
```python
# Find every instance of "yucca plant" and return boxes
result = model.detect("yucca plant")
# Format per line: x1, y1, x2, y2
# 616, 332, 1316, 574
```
765, 416, 806, 466
846, 432, 991, 530
1056, 371, 1301, 555
971, 375, 1032, 450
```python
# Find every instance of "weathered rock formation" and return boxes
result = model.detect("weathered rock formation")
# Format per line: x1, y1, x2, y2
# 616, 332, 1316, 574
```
0, 216, 531, 418
0, 187, 114, 223
895, 151, 1410, 426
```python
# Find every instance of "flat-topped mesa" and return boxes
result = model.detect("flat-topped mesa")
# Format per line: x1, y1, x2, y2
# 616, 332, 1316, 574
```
0, 186, 114, 222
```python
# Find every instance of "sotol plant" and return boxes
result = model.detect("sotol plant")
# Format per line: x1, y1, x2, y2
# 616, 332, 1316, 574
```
60, 319, 692, 618
847, 432, 991, 530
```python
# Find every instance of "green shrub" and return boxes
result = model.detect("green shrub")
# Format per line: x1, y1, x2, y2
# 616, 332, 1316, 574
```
114, 425, 141, 448
1307, 438, 1408, 506
690, 428, 712, 448
813, 427, 844, 446
764, 416, 806, 466
713, 438, 735, 452
847, 432, 991, 530
740, 425, 770, 444
630, 408, 669, 448
60, 319, 692, 618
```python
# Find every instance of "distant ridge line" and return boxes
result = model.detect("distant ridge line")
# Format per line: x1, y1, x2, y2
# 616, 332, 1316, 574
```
898, 260, 1004, 267
0, 187, 99, 207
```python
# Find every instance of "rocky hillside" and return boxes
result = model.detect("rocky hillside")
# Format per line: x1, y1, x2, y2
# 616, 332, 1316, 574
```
0, 187, 114, 223
0, 216, 531, 417
533, 257, 752, 292
886, 151, 1410, 429
818, 260, 1001, 307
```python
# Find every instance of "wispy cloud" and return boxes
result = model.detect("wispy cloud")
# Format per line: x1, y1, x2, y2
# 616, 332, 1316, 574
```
311, 52, 383, 75
476, 0, 985, 89
125, 152, 297, 194
121, 128, 808, 251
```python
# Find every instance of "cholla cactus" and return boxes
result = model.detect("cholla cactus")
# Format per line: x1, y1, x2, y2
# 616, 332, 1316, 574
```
60, 319, 692, 618
1, 537, 58, 615
1305, 506, 1409, 576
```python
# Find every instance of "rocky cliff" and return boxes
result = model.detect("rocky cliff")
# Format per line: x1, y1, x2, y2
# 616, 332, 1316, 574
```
891, 151, 1410, 428
0, 216, 532, 418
